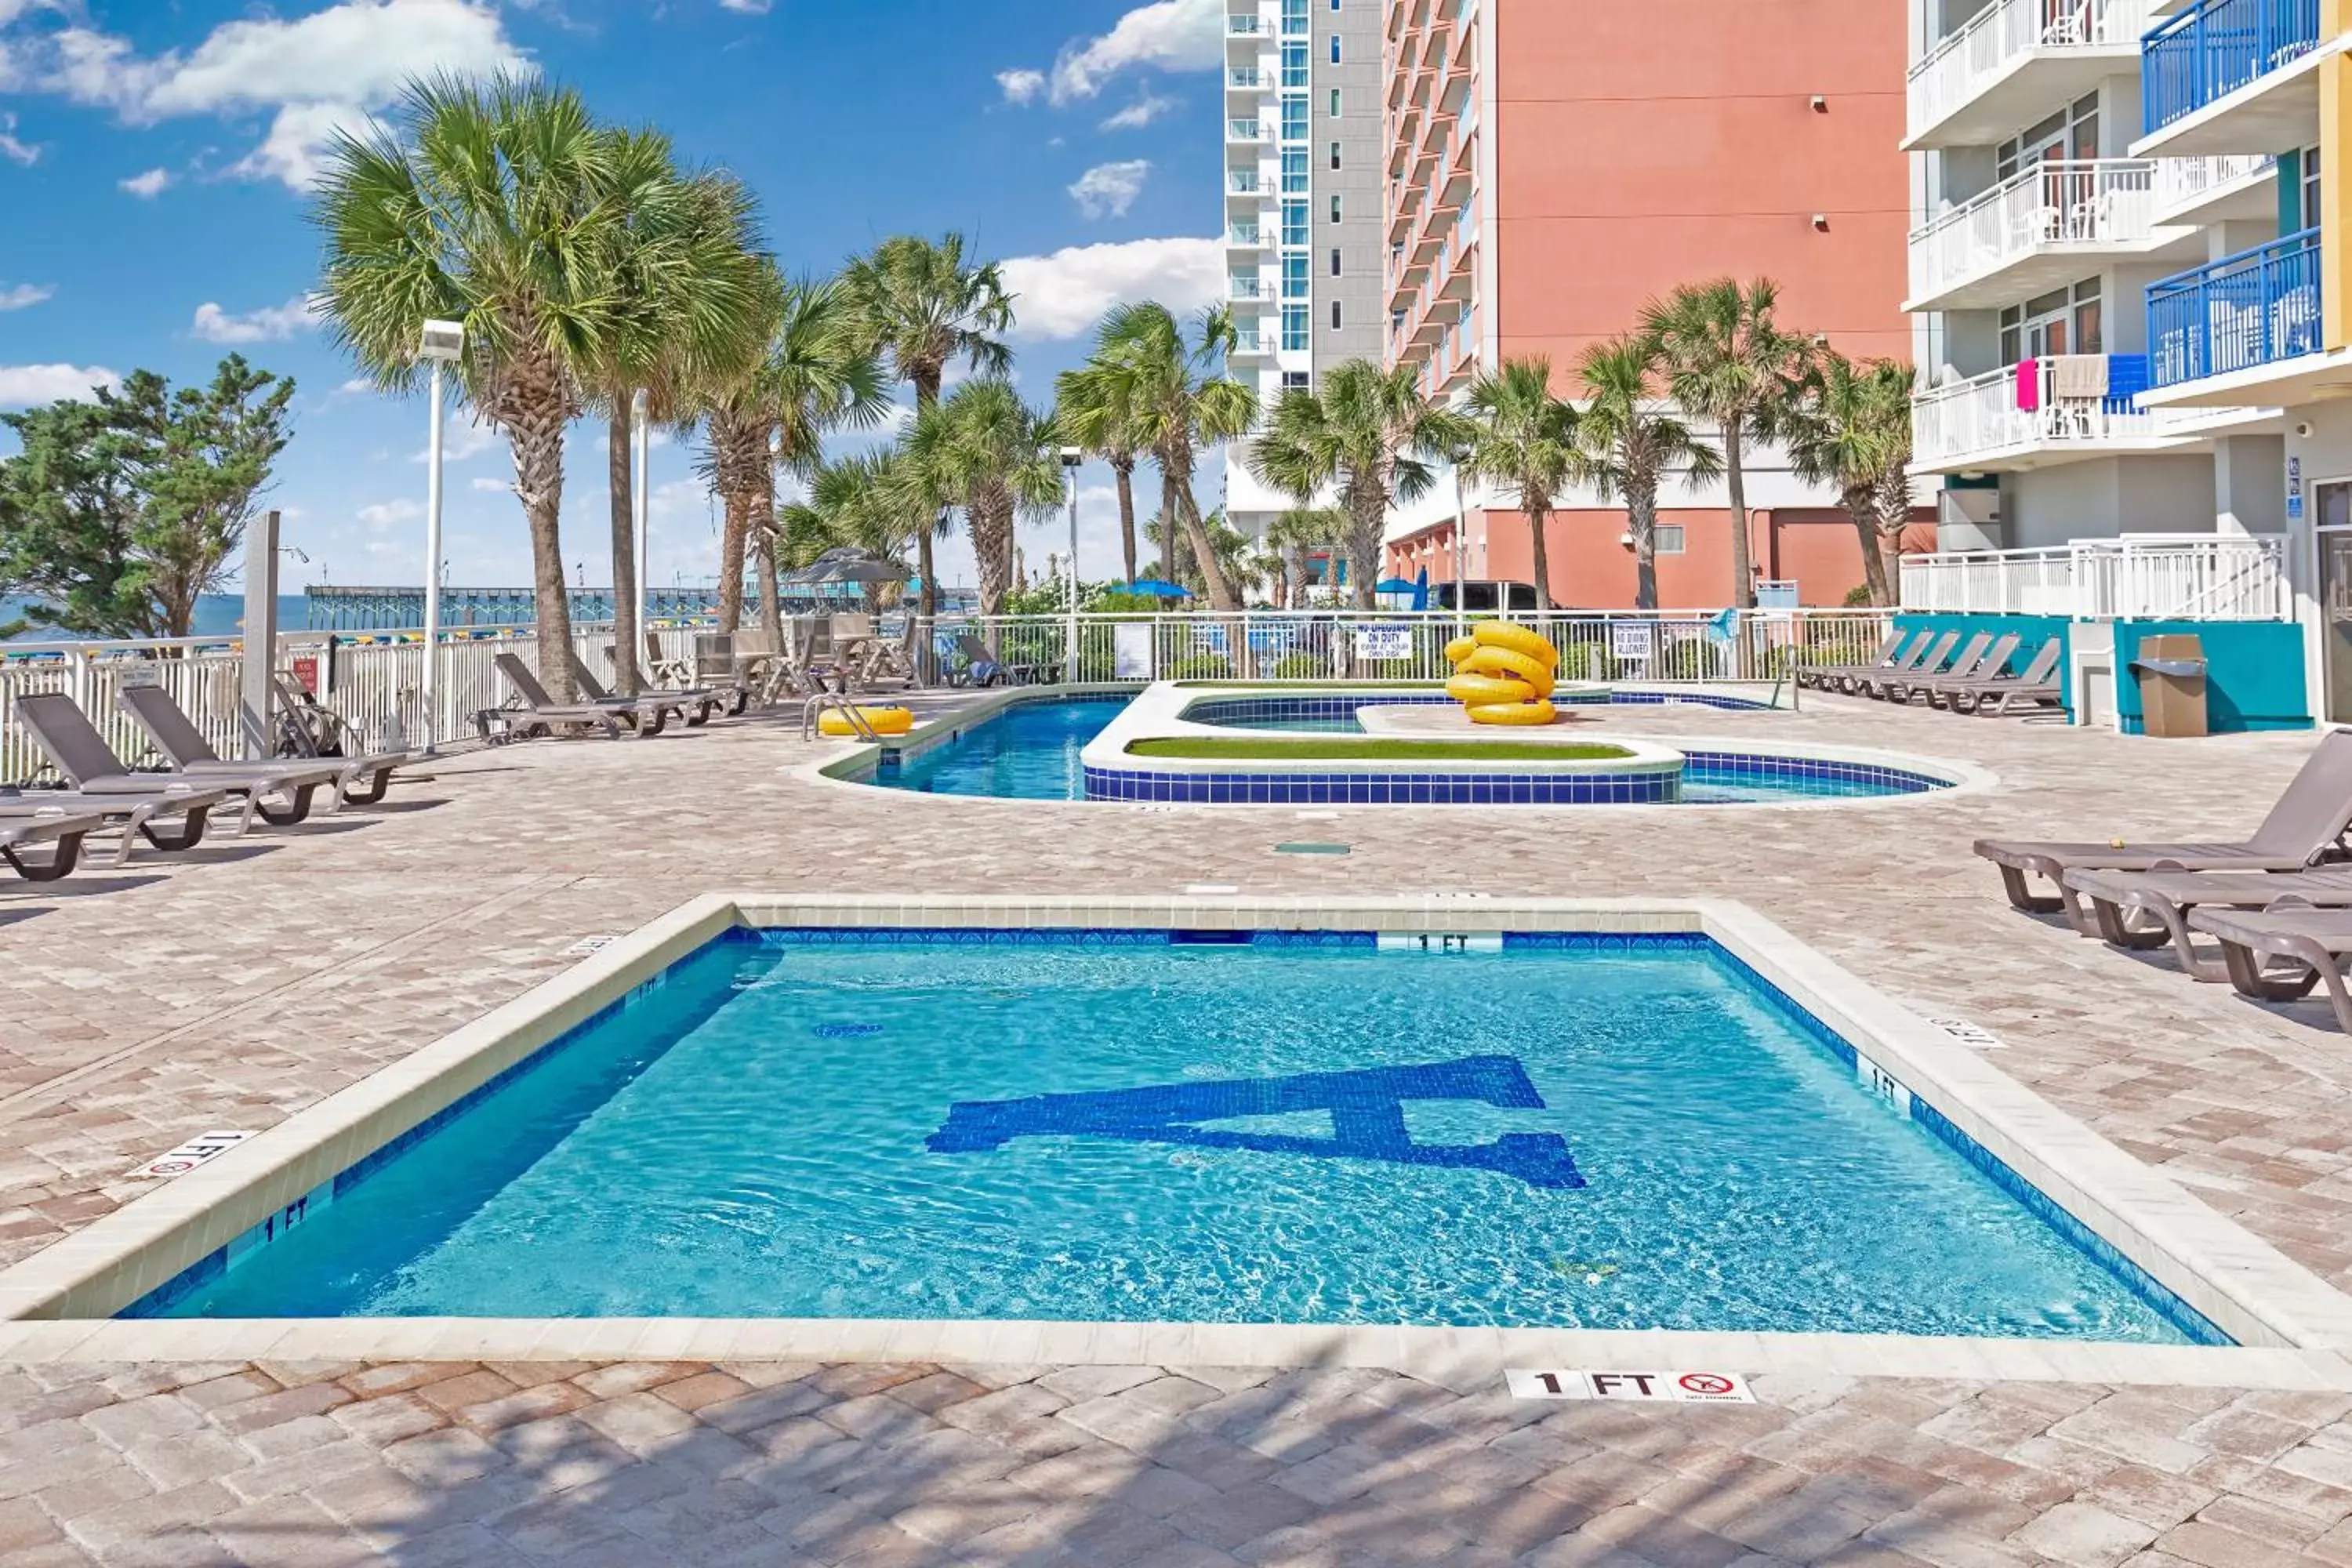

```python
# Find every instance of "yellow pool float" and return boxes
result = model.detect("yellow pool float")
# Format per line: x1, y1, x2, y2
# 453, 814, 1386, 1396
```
1446, 672, 1538, 707
817, 706, 913, 737
1472, 621, 1559, 666
1467, 699, 1558, 726
1443, 634, 1479, 666
1460, 645, 1555, 696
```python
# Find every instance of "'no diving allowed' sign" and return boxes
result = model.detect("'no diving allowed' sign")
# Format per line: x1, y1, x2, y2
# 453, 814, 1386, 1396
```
1507, 1368, 1755, 1404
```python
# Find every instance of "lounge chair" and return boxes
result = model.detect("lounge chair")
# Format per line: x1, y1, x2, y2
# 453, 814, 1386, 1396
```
1884, 633, 2005, 705
267, 673, 419, 800
1825, 630, 1935, 694
620, 638, 748, 716
1795, 629, 1905, 690
1945, 637, 2065, 717
1974, 730, 2352, 923
946, 633, 1007, 688
0, 783, 227, 865
2185, 904, 2352, 1031
124, 684, 404, 811
13, 691, 304, 830
2062, 866, 2352, 979
0, 808, 107, 883
1855, 631, 1958, 698
573, 661, 735, 727
478, 653, 662, 740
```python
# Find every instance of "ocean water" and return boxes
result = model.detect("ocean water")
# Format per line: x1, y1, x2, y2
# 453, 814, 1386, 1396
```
147, 933, 2197, 1341
1, 595, 310, 643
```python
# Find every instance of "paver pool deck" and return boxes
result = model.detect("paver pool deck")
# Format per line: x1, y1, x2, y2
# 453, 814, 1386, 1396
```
8, 688, 2352, 1565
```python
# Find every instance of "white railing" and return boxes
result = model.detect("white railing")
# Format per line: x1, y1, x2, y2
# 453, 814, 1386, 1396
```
2154, 153, 2276, 216
1899, 534, 2290, 619
1912, 361, 2171, 466
0, 610, 1899, 781
1909, 159, 2163, 304
1909, 0, 2154, 140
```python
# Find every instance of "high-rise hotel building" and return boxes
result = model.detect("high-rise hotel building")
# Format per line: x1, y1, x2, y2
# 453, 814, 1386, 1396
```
1222, 0, 1385, 545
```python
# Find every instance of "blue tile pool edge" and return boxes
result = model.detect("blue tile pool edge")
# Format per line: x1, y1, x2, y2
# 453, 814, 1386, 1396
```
115, 924, 2227, 1345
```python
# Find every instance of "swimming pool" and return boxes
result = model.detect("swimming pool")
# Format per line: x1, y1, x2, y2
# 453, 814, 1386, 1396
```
132, 929, 2210, 1342
864, 695, 1951, 804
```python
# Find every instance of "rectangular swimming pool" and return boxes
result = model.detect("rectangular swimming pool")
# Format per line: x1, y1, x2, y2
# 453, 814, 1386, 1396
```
130, 930, 2216, 1344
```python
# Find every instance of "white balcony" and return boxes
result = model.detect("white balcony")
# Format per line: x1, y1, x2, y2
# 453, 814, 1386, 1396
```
1905, 159, 2196, 313
1900, 534, 2290, 619
1226, 223, 1268, 249
1227, 13, 1265, 38
2152, 153, 2277, 225
1225, 118, 1263, 143
1227, 277, 1269, 307
1912, 361, 2208, 473
1906, 0, 2154, 151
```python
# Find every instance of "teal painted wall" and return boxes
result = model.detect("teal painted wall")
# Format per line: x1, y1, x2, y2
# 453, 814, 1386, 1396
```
1893, 612, 2072, 712
2111, 620, 2310, 734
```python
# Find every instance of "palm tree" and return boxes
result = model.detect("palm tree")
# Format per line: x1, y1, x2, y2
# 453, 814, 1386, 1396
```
1262, 506, 1345, 608
1781, 351, 1917, 606
840, 234, 1014, 644
1641, 278, 1809, 611
698, 270, 891, 648
589, 138, 764, 691
1067, 303, 1258, 612
1457, 358, 1578, 611
1573, 336, 1723, 612
1250, 358, 1465, 609
315, 73, 630, 700
901, 379, 1064, 637
1056, 336, 1149, 586
776, 451, 930, 613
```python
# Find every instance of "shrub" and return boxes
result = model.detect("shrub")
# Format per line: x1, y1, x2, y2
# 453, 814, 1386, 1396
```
1268, 652, 1326, 680
1165, 653, 1232, 680
1842, 583, 1875, 608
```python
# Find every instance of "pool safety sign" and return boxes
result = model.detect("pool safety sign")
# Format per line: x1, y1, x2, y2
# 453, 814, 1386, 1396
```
1506, 1369, 1755, 1404
129, 1131, 253, 1180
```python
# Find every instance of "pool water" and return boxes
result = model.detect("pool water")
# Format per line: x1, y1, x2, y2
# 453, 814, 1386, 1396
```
143, 932, 2203, 1342
867, 696, 1938, 804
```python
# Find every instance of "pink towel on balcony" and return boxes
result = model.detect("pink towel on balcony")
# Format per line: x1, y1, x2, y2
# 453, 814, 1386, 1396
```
2015, 357, 2040, 412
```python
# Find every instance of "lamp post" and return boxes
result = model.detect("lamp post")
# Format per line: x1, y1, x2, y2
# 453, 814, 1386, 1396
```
416, 318, 465, 752
1449, 447, 1471, 637
1061, 447, 1083, 683
632, 387, 650, 656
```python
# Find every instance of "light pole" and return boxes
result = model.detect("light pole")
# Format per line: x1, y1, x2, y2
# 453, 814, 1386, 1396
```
1449, 447, 1471, 637
632, 387, 651, 649
416, 318, 465, 752
1061, 447, 1083, 683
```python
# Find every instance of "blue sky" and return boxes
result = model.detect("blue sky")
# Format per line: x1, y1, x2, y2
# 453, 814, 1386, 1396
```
0, 0, 1226, 593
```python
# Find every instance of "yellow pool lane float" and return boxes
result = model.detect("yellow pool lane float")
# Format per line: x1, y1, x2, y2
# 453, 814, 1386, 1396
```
1466, 699, 1558, 726
816, 705, 914, 737
1460, 644, 1555, 696
1472, 620, 1559, 666
1445, 671, 1539, 707
1443, 634, 1479, 666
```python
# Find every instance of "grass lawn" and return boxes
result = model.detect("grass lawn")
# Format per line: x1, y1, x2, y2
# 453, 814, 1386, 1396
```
1125, 737, 1635, 763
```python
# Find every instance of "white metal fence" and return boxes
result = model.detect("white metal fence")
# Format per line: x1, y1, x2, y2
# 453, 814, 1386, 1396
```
0, 609, 1900, 785
1907, 159, 2162, 307
1907, 0, 2153, 140
1898, 534, 2291, 619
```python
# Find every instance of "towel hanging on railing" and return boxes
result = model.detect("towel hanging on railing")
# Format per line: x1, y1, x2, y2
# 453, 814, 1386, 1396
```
2051, 354, 2108, 399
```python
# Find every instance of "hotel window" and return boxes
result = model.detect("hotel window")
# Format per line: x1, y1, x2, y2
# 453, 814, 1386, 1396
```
1281, 0, 1307, 34
2306, 144, 2323, 233
1330, 34, 1341, 62
1282, 306, 1309, 351
1330, 193, 1342, 222
1329, 88, 1341, 116
1282, 371, 1310, 392
1995, 93, 2098, 179
1281, 200, 1308, 245
1391, 307, 1406, 335
1330, 140, 1341, 170
1654, 526, 1686, 556
1998, 277, 2101, 361
1330, 246, 1341, 276
1281, 148, 1308, 194
1330, 300, 1343, 329
1281, 42, 1308, 86
1283, 252, 1310, 298
1280, 94, 1308, 140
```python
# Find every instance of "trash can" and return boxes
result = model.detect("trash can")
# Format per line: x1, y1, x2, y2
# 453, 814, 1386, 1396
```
2132, 633, 2208, 739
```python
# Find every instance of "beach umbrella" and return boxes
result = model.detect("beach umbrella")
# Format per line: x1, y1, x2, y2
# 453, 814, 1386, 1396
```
1413, 566, 1429, 612
789, 548, 911, 585
1374, 577, 1418, 594
1124, 579, 1190, 600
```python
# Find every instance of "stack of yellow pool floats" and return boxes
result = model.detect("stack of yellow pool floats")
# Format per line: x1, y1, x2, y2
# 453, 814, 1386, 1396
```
1443, 621, 1561, 726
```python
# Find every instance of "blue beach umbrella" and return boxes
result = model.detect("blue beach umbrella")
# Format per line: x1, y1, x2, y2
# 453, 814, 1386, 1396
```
1374, 577, 1418, 594
1125, 579, 1190, 599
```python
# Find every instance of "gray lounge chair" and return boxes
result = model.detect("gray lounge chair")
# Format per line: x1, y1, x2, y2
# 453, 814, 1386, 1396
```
2186, 904, 2352, 1032
14, 692, 292, 830
1855, 631, 1958, 698
2062, 866, 2352, 979
1795, 629, 1905, 691
1932, 637, 2063, 716
0, 808, 107, 882
1975, 730, 2352, 924
1827, 630, 1936, 694
1882, 633, 2002, 705
0, 783, 230, 866
573, 660, 734, 727
615, 640, 748, 717
479, 653, 662, 740
124, 684, 399, 811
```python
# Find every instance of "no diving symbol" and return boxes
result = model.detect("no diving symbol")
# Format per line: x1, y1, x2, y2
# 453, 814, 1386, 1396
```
1678, 1373, 1735, 1397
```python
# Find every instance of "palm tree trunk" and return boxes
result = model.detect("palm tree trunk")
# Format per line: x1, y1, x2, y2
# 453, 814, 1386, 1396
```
913, 367, 943, 673
1348, 493, 1382, 611
972, 495, 1013, 642
607, 401, 641, 695
1875, 467, 1912, 609
1847, 493, 1890, 606
1169, 462, 1239, 612
753, 464, 785, 655
1629, 483, 1661, 612
1526, 500, 1555, 612
1723, 420, 1755, 611
1287, 544, 1307, 610
508, 407, 577, 702
1112, 455, 1138, 585
717, 487, 750, 634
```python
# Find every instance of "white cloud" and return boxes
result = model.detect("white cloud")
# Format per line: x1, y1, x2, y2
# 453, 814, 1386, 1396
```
1069, 159, 1151, 219
357, 498, 422, 532
0, 363, 119, 407
412, 416, 498, 464
0, 111, 35, 165
1048, 0, 1219, 103
190, 294, 318, 344
336, 377, 372, 395
468, 476, 510, 493
996, 67, 1045, 106
30, 0, 528, 191
717, 0, 772, 13
118, 166, 169, 198
1000, 237, 1221, 339
0, 281, 53, 310
1102, 91, 1178, 130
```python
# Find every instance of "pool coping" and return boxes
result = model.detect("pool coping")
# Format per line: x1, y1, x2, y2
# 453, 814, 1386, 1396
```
3, 893, 2350, 1388
808, 684, 2002, 811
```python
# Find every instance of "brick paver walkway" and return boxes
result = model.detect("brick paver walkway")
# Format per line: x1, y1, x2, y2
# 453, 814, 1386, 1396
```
7, 690, 2352, 1563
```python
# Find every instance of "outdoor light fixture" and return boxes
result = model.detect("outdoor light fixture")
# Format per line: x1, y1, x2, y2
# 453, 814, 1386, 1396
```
418, 319, 465, 363
417, 318, 466, 753
1810, 213, 1830, 231
1809, 95, 1828, 113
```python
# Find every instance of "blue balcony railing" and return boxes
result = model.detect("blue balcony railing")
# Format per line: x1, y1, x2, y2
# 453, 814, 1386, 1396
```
2145, 226, 2323, 387
2143, 0, 2319, 135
